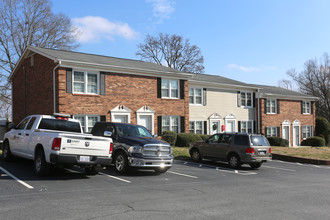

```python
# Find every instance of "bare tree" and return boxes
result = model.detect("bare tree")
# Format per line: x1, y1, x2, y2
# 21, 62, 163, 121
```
0, 0, 79, 117
287, 53, 330, 121
136, 33, 204, 73
278, 79, 294, 90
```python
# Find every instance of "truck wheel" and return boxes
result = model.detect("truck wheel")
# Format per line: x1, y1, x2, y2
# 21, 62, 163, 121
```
114, 152, 129, 174
154, 167, 169, 174
34, 149, 50, 176
85, 166, 100, 175
2, 141, 13, 162
250, 163, 262, 169
228, 154, 241, 169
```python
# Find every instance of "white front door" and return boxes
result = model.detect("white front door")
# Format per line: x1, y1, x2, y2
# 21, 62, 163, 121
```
113, 115, 128, 123
293, 126, 300, 146
211, 121, 220, 134
283, 126, 289, 141
139, 115, 151, 132
226, 120, 235, 132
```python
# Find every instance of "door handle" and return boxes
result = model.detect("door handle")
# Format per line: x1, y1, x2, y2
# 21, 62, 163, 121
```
18, 133, 22, 135
25, 134, 29, 136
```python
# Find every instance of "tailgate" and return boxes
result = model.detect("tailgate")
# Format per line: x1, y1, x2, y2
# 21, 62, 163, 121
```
252, 146, 271, 157
59, 134, 111, 157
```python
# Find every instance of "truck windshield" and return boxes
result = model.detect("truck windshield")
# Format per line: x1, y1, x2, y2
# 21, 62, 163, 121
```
38, 119, 81, 133
116, 124, 152, 138
250, 136, 270, 146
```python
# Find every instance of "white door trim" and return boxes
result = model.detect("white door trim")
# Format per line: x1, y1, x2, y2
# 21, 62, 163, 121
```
136, 106, 155, 135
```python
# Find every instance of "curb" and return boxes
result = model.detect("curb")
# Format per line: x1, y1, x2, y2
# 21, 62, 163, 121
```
272, 154, 330, 165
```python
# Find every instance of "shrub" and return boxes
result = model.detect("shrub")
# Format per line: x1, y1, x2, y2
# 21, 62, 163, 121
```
176, 133, 202, 147
301, 136, 325, 147
267, 136, 289, 147
315, 117, 330, 146
199, 134, 211, 141
161, 131, 177, 146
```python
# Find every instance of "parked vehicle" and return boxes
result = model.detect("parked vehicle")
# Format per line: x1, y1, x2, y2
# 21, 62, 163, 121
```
91, 122, 173, 174
189, 133, 272, 169
2, 114, 113, 176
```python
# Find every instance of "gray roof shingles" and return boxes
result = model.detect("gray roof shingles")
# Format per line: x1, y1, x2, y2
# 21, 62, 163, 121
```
29, 47, 317, 99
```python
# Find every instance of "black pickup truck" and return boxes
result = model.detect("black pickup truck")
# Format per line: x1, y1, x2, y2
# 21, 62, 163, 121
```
91, 122, 173, 174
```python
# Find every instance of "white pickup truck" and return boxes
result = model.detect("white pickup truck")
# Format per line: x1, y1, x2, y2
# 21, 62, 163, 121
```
2, 114, 113, 176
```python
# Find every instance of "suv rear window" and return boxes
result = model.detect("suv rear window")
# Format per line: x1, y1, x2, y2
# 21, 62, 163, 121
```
38, 119, 81, 133
250, 136, 269, 146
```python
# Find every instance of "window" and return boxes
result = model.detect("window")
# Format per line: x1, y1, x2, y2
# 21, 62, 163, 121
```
74, 115, 100, 133
16, 117, 31, 130
189, 88, 202, 105
162, 116, 180, 133
189, 121, 203, 134
266, 99, 277, 114
161, 79, 179, 98
241, 92, 252, 107
234, 135, 249, 146
302, 125, 313, 139
266, 127, 277, 137
26, 117, 37, 130
240, 121, 253, 133
302, 101, 311, 114
73, 70, 99, 94
38, 119, 81, 133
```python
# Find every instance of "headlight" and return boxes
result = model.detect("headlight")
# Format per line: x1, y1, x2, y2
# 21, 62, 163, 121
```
128, 146, 142, 153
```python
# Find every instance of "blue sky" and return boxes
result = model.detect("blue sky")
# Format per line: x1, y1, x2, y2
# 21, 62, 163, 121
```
51, 0, 330, 86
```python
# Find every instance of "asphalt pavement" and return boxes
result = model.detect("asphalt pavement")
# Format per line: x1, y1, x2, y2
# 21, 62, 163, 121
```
0, 158, 329, 220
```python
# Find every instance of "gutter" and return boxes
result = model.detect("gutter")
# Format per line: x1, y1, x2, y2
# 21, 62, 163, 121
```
53, 62, 61, 114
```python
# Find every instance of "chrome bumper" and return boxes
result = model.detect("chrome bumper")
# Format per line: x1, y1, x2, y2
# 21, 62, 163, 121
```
128, 157, 173, 168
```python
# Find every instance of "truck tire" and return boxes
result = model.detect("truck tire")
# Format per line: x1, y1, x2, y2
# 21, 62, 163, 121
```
34, 149, 50, 176
250, 162, 262, 169
114, 151, 129, 174
2, 141, 13, 162
154, 167, 169, 174
85, 166, 100, 175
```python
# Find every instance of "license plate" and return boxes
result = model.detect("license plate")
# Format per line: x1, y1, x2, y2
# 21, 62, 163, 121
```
79, 156, 90, 162
258, 150, 266, 155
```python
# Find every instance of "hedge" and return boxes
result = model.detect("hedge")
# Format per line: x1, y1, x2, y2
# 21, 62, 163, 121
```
199, 134, 211, 141
301, 136, 325, 147
161, 131, 177, 146
176, 133, 202, 147
315, 117, 330, 146
267, 136, 289, 147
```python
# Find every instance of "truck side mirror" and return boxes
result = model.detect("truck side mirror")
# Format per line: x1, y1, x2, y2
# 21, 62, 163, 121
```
8, 123, 16, 130
153, 134, 158, 138
103, 131, 112, 137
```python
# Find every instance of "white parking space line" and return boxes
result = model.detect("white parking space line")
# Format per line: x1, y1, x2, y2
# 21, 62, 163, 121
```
175, 161, 257, 175
0, 166, 34, 189
273, 160, 330, 169
167, 171, 198, 179
99, 172, 131, 183
262, 165, 296, 172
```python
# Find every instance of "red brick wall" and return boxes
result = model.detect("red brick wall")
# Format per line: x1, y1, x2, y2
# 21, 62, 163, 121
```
56, 69, 189, 133
12, 54, 56, 124
258, 98, 315, 146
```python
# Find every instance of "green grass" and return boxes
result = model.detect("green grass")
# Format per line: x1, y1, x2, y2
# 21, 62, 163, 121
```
173, 147, 190, 160
272, 146, 330, 160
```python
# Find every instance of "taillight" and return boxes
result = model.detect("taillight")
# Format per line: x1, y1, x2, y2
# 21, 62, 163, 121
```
109, 142, 113, 154
246, 147, 254, 154
269, 148, 271, 154
52, 138, 62, 151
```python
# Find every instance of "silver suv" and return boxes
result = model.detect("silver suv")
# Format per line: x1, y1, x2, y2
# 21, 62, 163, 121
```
189, 133, 272, 169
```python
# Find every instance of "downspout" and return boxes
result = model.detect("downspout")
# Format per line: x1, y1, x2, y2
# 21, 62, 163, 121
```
53, 62, 61, 114
257, 89, 260, 134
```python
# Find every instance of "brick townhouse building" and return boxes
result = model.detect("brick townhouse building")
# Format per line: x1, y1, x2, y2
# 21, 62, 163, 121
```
10, 46, 192, 135
10, 47, 318, 146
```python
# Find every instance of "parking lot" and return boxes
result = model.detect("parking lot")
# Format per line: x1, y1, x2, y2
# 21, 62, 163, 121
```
0, 158, 330, 220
